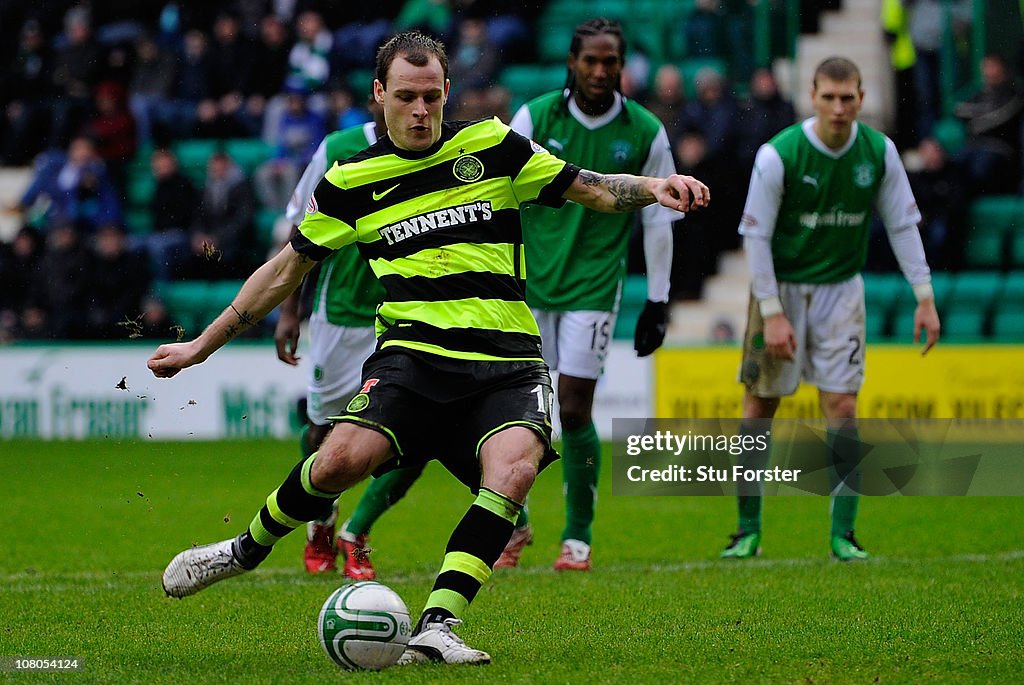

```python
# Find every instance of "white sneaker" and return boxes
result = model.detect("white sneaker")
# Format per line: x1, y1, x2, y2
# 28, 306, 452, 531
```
162, 539, 247, 598
396, 618, 491, 665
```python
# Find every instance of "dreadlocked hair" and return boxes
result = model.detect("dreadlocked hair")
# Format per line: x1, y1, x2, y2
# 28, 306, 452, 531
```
563, 17, 627, 104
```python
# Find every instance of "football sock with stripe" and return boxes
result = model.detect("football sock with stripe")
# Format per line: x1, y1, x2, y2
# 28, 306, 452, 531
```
736, 422, 771, 533
828, 424, 861, 537
235, 453, 341, 569
415, 488, 521, 634
560, 421, 600, 544
346, 464, 426, 536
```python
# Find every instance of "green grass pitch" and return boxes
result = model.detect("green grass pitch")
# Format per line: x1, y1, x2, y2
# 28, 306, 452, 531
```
1, 439, 1022, 684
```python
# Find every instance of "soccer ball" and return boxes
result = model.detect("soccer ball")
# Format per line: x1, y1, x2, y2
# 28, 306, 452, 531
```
317, 581, 412, 670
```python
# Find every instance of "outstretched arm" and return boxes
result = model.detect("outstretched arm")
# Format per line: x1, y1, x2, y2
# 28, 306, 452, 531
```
148, 243, 318, 378
563, 170, 710, 214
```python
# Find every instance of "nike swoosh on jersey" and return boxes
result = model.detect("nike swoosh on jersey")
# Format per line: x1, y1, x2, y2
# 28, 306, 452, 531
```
372, 184, 400, 200
801, 175, 818, 188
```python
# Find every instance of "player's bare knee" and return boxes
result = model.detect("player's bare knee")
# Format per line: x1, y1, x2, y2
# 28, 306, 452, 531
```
820, 393, 857, 421
743, 393, 779, 420
311, 425, 390, 491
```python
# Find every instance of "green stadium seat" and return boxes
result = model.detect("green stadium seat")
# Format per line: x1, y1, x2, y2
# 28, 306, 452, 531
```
173, 140, 219, 170
941, 304, 988, 342
865, 307, 888, 342
965, 195, 1024, 269
156, 281, 211, 335
991, 306, 1024, 341
225, 139, 274, 176
124, 208, 153, 236
1012, 232, 1024, 269
201, 280, 246, 329
127, 176, 156, 209
930, 271, 953, 310
863, 272, 906, 315
1000, 271, 1024, 307
931, 117, 965, 155
499, 64, 568, 108
255, 208, 281, 257
949, 271, 1003, 309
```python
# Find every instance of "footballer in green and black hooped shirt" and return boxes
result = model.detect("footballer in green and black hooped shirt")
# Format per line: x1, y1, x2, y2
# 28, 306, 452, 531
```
151, 30, 709, 665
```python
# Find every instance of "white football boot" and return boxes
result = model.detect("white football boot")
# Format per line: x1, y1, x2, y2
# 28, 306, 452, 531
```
396, 618, 491, 665
162, 539, 248, 598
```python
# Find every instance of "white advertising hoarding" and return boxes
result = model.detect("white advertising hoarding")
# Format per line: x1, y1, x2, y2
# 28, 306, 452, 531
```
0, 342, 651, 440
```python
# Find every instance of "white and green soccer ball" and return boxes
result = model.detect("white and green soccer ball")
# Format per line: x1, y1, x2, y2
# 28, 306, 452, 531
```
317, 581, 412, 671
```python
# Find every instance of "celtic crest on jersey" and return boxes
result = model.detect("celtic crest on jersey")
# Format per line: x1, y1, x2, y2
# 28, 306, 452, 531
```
452, 154, 484, 182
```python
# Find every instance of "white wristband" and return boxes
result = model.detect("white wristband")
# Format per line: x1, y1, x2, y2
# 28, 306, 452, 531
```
758, 296, 784, 318
912, 282, 935, 303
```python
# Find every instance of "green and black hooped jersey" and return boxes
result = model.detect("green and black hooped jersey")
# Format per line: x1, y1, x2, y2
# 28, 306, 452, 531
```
292, 117, 579, 363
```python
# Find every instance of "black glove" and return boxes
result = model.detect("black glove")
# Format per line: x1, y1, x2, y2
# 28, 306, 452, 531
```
634, 300, 668, 357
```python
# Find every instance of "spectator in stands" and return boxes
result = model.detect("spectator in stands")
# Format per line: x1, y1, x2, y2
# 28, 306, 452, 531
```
161, 29, 212, 140
206, 11, 256, 136
1, 20, 52, 165
326, 86, 372, 131
736, 68, 796, 177
286, 10, 332, 94
144, 148, 198, 282
644, 64, 687, 140
179, 151, 255, 280
29, 223, 92, 338
16, 136, 122, 235
84, 81, 138, 193
906, 137, 966, 270
681, 67, 739, 163
86, 224, 152, 339
246, 14, 292, 130
128, 34, 177, 146
680, 67, 743, 248
0, 226, 44, 341
254, 87, 325, 209
953, 53, 1023, 197
671, 132, 721, 300
907, 0, 973, 140
135, 294, 177, 340
50, 5, 103, 149
448, 18, 498, 94
684, 0, 726, 59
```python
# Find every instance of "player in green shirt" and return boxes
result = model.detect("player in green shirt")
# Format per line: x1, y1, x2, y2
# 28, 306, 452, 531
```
725, 57, 941, 561
149, 32, 708, 663
509, 18, 680, 570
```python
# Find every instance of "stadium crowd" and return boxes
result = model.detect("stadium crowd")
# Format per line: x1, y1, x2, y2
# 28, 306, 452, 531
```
1, 0, 1022, 343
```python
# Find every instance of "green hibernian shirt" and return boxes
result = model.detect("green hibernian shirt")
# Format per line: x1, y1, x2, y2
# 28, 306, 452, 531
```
292, 117, 579, 362
515, 91, 670, 310
767, 121, 887, 283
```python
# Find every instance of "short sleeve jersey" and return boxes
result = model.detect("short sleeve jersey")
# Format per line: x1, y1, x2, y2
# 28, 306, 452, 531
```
285, 122, 386, 327
515, 91, 674, 310
292, 117, 579, 362
753, 120, 905, 283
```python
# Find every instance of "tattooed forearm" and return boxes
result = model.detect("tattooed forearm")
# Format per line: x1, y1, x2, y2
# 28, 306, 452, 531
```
576, 170, 652, 211
224, 304, 259, 342
604, 174, 653, 211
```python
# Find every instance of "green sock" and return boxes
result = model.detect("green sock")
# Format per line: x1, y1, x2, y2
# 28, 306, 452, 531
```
828, 424, 861, 537
561, 422, 600, 544
346, 464, 426, 536
737, 423, 771, 533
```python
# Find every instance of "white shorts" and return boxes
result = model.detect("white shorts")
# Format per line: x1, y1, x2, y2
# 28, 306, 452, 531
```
532, 309, 617, 380
306, 316, 378, 425
740, 275, 865, 397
